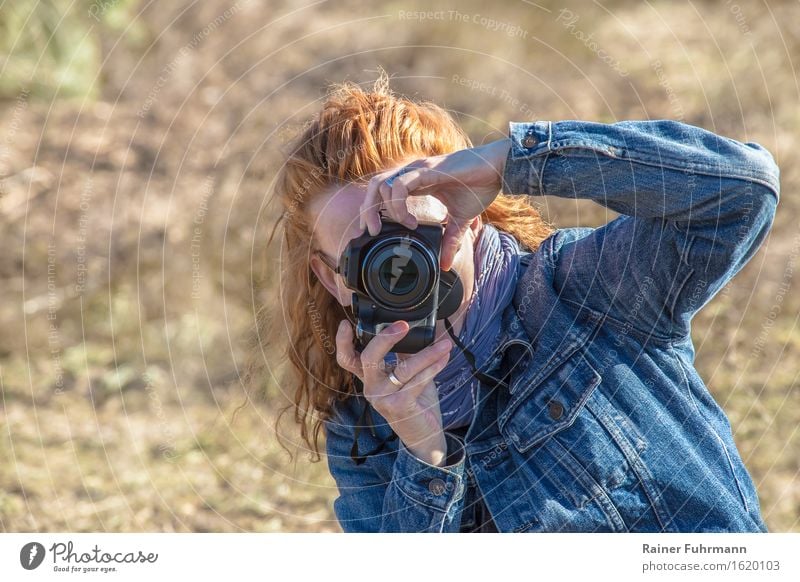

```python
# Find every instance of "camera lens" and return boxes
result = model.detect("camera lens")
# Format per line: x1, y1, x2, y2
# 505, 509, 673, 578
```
377, 254, 419, 295
362, 236, 435, 309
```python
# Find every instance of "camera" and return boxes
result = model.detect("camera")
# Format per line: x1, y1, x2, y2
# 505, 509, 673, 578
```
337, 218, 464, 353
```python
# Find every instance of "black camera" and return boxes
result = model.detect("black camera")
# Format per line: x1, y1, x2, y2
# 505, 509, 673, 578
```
337, 218, 464, 353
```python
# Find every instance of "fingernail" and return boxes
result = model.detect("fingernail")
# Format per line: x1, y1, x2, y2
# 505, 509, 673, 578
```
436, 339, 451, 351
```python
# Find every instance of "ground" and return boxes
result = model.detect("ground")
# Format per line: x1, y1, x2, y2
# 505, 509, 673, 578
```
0, 0, 797, 532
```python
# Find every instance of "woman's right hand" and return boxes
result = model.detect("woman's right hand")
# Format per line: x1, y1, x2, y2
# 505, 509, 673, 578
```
335, 319, 453, 466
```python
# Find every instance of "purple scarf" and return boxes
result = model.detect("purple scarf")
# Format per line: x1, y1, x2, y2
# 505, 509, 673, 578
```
436, 224, 522, 429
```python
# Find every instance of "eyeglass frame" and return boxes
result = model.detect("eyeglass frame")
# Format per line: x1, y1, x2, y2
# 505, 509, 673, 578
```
313, 250, 339, 273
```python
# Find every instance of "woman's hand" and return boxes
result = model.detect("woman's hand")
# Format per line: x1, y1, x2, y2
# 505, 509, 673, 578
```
360, 137, 512, 271
335, 319, 452, 466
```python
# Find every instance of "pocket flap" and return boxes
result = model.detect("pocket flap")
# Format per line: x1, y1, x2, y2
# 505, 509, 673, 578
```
499, 353, 602, 453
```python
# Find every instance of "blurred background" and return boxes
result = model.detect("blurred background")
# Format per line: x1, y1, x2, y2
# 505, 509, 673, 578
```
0, 0, 797, 532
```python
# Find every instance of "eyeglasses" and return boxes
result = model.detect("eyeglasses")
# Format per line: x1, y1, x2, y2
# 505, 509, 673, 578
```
313, 250, 339, 273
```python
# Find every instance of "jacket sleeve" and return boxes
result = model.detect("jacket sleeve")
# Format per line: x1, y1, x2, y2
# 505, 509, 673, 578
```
501, 119, 780, 340
323, 411, 468, 532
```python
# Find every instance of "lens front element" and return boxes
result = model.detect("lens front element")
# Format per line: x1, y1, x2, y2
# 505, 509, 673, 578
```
377, 245, 418, 295
363, 236, 435, 309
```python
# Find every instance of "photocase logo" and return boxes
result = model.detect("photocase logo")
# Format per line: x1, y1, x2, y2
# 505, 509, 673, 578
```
20, 542, 46, 570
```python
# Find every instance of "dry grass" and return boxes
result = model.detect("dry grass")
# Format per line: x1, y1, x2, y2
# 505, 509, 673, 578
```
0, 0, 797, 532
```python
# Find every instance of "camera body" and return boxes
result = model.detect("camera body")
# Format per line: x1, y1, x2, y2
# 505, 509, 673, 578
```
338, 219, 464, 353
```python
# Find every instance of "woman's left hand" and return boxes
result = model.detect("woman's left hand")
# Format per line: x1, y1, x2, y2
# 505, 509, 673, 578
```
360, 137, 512, 271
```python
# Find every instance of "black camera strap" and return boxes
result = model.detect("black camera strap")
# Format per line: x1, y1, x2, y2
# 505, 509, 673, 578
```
349, 376, 397, 465
348, 317, 509, 465
442, 318, 510, 392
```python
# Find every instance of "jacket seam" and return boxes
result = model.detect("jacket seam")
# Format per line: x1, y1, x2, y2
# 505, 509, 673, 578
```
548, 438, 628, 532
670, 221, 695, 267
537, 121, 553, 195
439, 494, 463, 532
667, 264, 697, 326
584, 396, 672, 531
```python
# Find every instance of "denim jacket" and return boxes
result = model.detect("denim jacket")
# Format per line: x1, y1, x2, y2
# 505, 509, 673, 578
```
323, 119, 780, 532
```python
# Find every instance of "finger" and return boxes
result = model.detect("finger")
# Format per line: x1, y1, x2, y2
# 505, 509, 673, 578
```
362, 172, 391, 235
335, 320, 363, 378
394, 167, 443, 197
388, 180, 414, 228
394, 352, 450, 402
440, 217, 470, 272
389, 167, 446, 230
390, 337, 452, 384
360, 320, 411, 385
377, 178, 394, 221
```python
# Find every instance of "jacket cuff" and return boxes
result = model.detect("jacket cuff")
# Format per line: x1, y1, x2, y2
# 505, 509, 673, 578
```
392, 432, 466, 512
501, 120, 552, 196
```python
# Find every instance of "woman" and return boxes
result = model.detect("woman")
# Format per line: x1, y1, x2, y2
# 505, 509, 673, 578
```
262, 74, 779, 532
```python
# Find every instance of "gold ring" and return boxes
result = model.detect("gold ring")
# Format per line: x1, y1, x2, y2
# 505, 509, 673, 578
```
387, 370, 403, 387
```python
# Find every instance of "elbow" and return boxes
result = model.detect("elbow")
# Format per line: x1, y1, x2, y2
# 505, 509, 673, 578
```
746, 142, 779, 238
742, 140, 780, 202
724, 141, 779, 240
734, 179, 777, 259
754, 182, 778, 242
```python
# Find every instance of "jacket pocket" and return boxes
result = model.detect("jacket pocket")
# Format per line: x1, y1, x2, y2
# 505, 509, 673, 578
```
499, 352, 602, 453
498, 349, 676, 531
495, 352, 635, 532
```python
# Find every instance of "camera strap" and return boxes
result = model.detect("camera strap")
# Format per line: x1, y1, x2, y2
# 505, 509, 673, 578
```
349, 376, 397, 465
442, 318, 510, 393
348, 318, 509, 466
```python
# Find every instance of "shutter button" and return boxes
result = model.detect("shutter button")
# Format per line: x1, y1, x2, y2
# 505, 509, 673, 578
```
548, 400, 565, 420
428, 477, 447, 496
522, 134, 538, 148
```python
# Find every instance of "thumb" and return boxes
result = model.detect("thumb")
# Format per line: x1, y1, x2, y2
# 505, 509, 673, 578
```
440, 217, 469, 272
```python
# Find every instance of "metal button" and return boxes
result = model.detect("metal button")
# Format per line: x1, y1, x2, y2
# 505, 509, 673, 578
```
548, 400, 565, 421
428, 477, 447, 496
522, 134, 538, 148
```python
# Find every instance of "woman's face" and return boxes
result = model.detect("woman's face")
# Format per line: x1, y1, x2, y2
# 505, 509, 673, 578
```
307, 161, 480, 344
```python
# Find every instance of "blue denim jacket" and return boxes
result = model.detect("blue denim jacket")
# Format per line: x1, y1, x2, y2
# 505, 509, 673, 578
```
323, 119, 780, 532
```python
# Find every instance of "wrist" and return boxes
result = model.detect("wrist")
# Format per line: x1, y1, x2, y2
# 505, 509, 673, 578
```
407, 433, 447, 467
488, 137, 512, 176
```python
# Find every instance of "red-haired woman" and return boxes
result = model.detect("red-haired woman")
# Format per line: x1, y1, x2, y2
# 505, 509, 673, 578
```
256, 73, 778, 532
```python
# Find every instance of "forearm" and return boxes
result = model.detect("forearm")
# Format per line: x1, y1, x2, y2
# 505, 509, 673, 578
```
500, 119, 780, 223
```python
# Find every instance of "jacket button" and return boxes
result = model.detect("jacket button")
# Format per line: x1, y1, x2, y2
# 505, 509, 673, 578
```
548, 400, 565, 420
428, 477, 447, 496
522, 134, 538, 148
